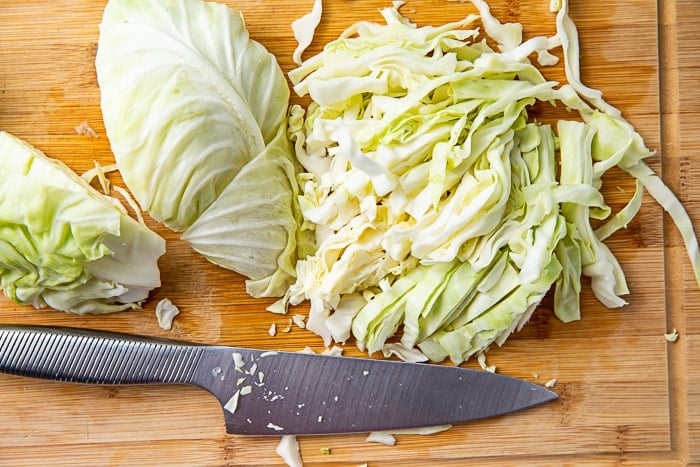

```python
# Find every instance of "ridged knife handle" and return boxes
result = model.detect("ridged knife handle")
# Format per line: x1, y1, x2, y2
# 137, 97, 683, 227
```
0, 325, 205, 385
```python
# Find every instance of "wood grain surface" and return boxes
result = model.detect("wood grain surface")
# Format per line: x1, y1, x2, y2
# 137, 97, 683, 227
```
0, 0, 698, 465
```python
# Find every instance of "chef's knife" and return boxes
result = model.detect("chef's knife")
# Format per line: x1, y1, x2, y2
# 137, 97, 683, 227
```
0, 325, 556, 435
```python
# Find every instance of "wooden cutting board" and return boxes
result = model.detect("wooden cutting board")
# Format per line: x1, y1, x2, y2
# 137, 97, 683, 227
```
0, 0, 698, 465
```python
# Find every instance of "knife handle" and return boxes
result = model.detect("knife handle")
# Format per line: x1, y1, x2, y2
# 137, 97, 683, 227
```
0, 325, 204, 385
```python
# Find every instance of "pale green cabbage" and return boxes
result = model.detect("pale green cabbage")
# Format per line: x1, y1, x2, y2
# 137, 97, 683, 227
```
280, 1, 700, 363
0, 131, 165, 314
182, 128, 304, 297
96, 0, 302, 296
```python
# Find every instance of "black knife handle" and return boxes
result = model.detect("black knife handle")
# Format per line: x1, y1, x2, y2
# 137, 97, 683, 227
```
0, 325, 204, 385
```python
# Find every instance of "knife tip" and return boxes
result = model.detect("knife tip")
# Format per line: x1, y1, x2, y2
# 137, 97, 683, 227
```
535, 384, 559, 404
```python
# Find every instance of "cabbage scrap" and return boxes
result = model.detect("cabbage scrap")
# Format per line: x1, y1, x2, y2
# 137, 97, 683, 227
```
281, 2, 700, 363
276, 435, 303, 467
291, 0, 323, 65
0, 131, 165, 314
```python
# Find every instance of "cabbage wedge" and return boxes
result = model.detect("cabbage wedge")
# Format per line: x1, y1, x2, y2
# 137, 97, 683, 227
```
0, 131, 166, 314
96, 0, 302, 296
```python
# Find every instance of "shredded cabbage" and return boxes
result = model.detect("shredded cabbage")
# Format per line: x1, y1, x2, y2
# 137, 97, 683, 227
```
279, 1, 700, 363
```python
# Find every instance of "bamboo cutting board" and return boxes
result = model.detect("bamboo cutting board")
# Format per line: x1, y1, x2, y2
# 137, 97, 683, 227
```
0, 0, 698, 465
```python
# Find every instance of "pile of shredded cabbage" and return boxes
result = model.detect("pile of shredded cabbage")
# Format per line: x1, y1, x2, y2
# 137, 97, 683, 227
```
276, 0, 700, 364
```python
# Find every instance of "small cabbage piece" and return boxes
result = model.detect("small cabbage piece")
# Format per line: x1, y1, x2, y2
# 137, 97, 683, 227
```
275, 435, 303, 467
96, 0, 302, 296
0, 131, 165, 314
155, 298, 180, 329
291, 0, 323, 65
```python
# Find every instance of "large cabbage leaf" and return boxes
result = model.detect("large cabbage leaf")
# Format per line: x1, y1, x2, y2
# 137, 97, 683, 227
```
0, 131, 166, 314
182, 128, 305, 298
95, 0, 290, 231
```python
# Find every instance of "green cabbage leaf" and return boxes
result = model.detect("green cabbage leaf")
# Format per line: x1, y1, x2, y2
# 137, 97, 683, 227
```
182, 127, 305, 298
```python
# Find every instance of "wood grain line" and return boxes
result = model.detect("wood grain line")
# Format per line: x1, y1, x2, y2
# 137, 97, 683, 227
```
658, 0, 698, 465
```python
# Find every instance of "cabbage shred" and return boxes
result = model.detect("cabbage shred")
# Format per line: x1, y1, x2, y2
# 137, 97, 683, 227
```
279, 1, 700, 364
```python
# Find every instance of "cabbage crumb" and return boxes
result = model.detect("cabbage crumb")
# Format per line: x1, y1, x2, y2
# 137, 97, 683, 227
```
75, 121, 98, 138
477, 352, 497, 373
276, 435, 302, 467
232, 352, 245, 371
155, 298, 180, 330
365, 432, 396, 446
292, 314, 306, 329
321, 346, 344, 356
665, 329, 680, 342
223, 390, 240, 414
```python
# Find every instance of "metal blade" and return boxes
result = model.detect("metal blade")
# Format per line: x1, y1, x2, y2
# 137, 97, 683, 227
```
192, 346, 557, 435
0, 326, 556, 436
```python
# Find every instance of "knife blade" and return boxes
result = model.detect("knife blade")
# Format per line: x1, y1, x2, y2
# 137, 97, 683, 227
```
0, 325, 557, 435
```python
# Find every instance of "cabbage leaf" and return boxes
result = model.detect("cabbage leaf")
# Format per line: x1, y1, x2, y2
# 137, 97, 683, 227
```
183, 128, 303, 298
96, 0, 290, 231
